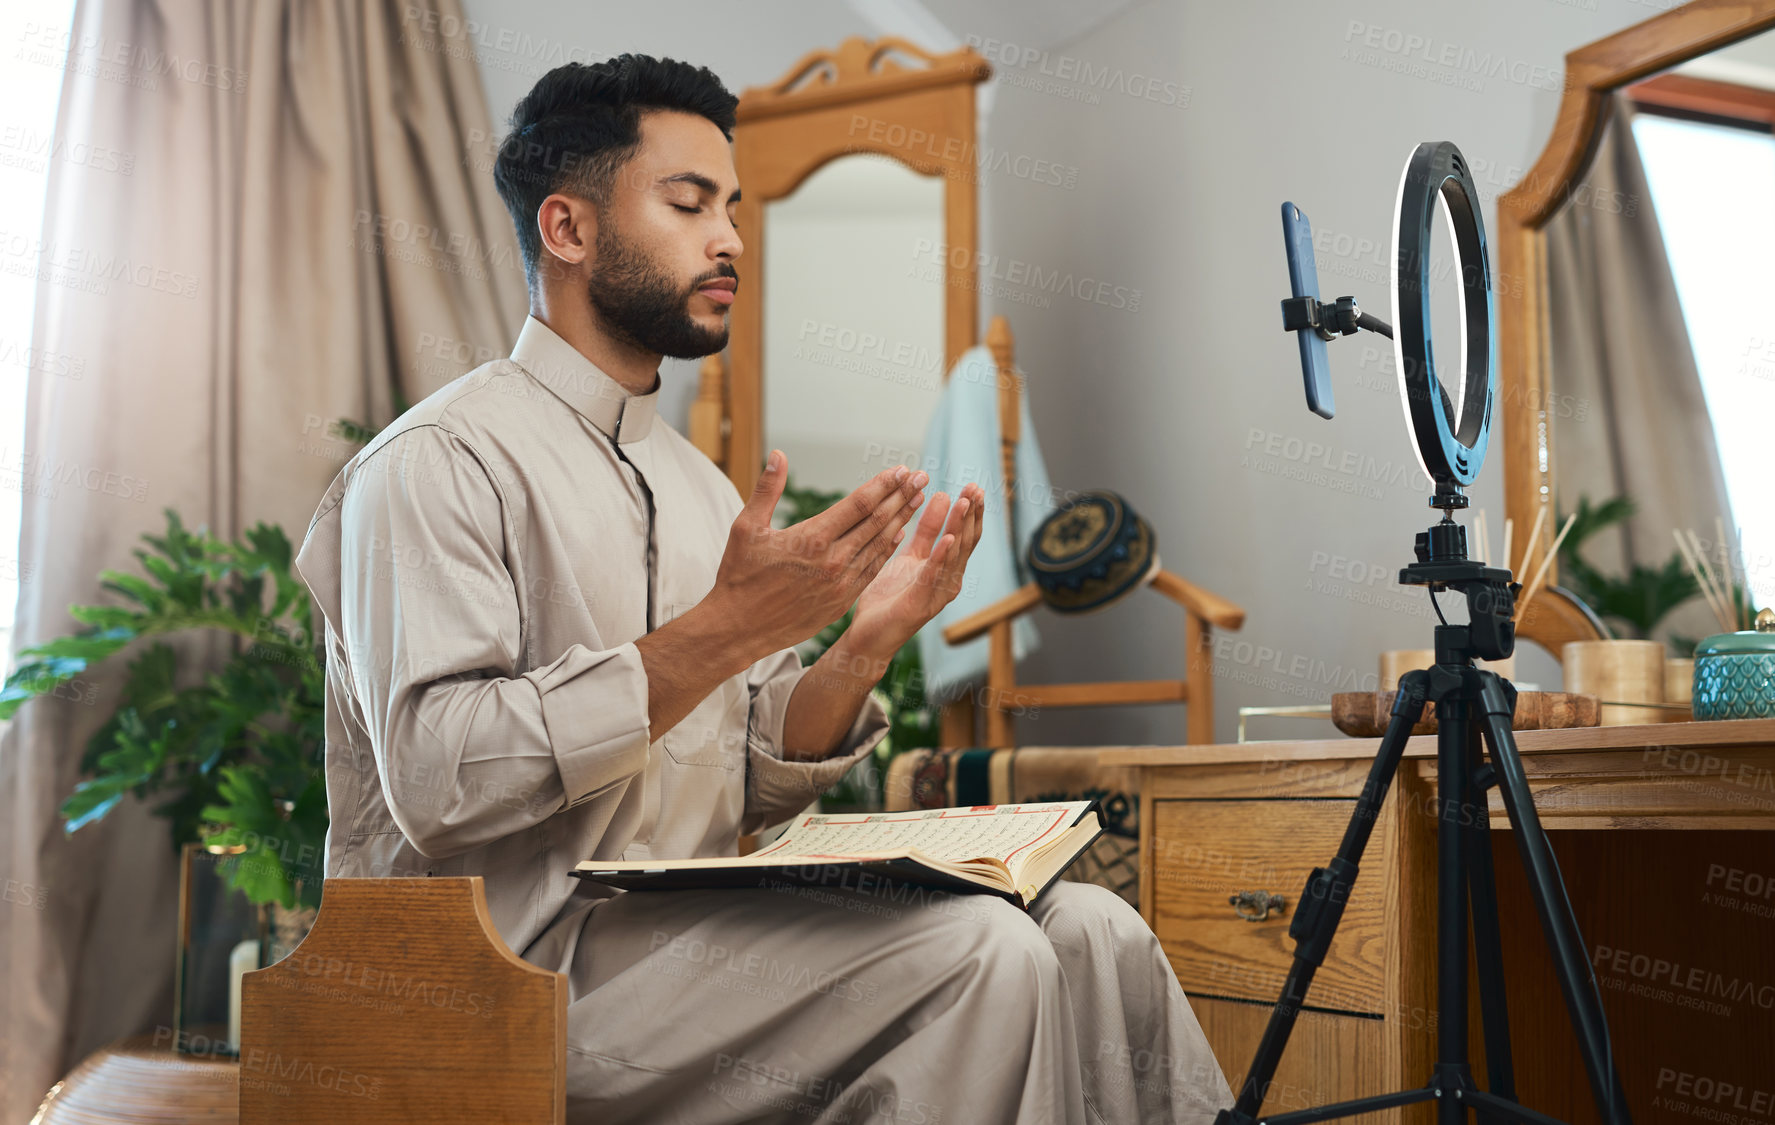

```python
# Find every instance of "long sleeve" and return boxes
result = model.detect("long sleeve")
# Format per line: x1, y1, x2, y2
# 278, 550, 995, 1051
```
323, 425, 653, 859
740, 645, 891, 832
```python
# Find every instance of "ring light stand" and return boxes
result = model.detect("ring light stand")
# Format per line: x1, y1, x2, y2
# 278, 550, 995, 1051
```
1222, 141, 1633, 1125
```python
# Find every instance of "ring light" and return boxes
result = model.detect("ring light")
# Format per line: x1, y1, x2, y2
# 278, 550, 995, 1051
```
1389, 140, 1496, 497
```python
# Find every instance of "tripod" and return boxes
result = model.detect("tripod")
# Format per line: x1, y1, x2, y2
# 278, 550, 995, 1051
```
1215, 508, 1632, 1125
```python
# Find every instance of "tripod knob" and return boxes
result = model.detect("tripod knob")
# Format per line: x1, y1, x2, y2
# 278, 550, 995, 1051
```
1415, 520, 1466, 562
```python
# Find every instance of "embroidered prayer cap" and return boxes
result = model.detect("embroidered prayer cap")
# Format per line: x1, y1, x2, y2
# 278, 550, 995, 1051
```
1025, 490, 1160, 614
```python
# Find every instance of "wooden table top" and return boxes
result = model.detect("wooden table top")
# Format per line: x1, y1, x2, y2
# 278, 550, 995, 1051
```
1095, 718, 1775, 768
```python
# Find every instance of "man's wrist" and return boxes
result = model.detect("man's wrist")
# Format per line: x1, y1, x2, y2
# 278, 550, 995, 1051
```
680, 594, 765, 677
825, 626, 905, 686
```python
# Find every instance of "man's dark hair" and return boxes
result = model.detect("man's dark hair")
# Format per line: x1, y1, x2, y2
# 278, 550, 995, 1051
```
493, 54, 738, 288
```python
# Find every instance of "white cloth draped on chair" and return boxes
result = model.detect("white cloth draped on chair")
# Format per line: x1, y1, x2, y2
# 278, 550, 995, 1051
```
913, 344, 1055, 706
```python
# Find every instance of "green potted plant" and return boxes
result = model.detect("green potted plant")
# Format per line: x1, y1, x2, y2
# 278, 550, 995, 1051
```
0, 509, 327, 913
1555, 493, 1740, 654
0, 401, 420, 916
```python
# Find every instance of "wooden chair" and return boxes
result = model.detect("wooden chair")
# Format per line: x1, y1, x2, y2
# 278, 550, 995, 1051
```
939, 317, 1246, 749
239, 878, 566, 1123
942, 569, 1245, 747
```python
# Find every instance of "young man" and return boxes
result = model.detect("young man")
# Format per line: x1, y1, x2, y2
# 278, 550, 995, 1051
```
293, 54, 1230, 1123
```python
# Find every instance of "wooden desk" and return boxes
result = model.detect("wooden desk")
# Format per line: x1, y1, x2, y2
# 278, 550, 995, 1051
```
1103, 719, 1775, 1125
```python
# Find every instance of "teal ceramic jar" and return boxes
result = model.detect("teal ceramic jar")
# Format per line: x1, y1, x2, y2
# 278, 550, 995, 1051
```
1691, 609, 1775, 721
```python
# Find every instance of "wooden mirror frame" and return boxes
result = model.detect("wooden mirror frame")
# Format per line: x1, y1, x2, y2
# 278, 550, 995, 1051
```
1500, 0, 1775, 651
692, 37, 992, 496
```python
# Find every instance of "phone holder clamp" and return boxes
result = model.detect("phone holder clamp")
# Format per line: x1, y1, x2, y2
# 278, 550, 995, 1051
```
1279, 294, 1393, 341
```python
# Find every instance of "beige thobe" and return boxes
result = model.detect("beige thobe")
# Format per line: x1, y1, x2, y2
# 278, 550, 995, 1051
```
294, 315, 1231, 1124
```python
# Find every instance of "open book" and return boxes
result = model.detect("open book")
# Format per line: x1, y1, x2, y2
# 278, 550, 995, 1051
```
574, 800, 1104, 910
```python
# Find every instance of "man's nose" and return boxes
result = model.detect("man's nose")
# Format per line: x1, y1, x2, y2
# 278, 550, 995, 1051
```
713, 218, 742, 262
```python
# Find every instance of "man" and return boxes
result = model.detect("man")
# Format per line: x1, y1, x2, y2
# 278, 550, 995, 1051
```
293, 53, 1231, 1123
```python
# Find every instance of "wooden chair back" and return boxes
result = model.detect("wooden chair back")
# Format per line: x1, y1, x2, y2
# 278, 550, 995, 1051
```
942, 570, 1245, 747
239, 877, 566, 1123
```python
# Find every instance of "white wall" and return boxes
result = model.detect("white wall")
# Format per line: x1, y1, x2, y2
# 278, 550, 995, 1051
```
459, 0, 1673, 744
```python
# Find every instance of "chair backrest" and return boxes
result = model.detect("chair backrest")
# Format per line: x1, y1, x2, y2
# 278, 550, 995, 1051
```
239, 877, 566, 1123
941, 571, 1246, 748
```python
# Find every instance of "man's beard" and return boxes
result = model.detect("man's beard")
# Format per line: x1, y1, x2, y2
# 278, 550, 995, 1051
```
587, 223, 731, 359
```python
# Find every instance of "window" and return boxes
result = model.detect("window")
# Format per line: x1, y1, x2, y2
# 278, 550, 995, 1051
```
0, 0, 80, 676
1629, 87, 1775, 610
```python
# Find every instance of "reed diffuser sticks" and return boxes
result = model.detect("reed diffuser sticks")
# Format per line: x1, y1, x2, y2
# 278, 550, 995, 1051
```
1493, 506, 1565, 625
1514, 513, 1576, 624
1675, 525, 1750, 633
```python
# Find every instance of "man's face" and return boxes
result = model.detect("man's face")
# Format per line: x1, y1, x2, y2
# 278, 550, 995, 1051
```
587, 110, 742, 359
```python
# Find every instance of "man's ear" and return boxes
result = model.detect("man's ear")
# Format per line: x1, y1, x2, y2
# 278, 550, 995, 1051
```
535, 193, 595, 280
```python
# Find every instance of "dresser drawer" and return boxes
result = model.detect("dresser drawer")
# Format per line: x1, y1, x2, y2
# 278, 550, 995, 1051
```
1150, 798, 1389, 1014
1189, 996, 1385, 1113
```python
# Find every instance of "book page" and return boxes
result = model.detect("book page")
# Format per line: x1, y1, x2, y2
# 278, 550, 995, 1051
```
750, 801, 1093, 867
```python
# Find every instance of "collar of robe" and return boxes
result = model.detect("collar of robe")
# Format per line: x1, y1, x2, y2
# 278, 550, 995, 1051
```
509, 314, 660, 445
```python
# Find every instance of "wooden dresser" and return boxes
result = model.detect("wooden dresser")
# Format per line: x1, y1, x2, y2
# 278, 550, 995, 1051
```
1103, 719, 1775, 1125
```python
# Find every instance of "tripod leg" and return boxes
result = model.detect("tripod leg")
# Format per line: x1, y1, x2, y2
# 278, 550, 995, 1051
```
1463, 718, 1516, 1111
1215, 671, 1431, 1125
1434, 694, 1473, 1124
1474, 672, 1632, 1125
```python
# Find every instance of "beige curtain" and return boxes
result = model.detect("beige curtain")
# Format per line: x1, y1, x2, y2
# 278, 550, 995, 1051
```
0, 0, 524, 1113
1545, 91, 1735, 644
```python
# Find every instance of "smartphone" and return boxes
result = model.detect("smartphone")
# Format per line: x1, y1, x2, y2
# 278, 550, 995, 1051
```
1281, 201, 1335, 419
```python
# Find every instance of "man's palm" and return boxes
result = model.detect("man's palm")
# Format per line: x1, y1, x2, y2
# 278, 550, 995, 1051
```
851, 483, 985, 648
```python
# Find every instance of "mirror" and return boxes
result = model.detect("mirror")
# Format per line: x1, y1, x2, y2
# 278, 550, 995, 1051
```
1498, 2, 1775, 653
1540, 28, 1775, 651
763, 155, 946, 495
705, 36, 991, 499
713, 37, 991, 749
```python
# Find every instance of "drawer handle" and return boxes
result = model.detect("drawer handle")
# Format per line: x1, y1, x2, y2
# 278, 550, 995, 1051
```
1229, 891, 1286, 922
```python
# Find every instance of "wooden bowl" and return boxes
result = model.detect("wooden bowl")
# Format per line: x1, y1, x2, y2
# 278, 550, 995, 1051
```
1331, 690, 1600, 737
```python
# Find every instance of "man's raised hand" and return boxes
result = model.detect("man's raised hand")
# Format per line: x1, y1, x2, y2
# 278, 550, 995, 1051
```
847, 480, 986, 655
709, 450, 927, 659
